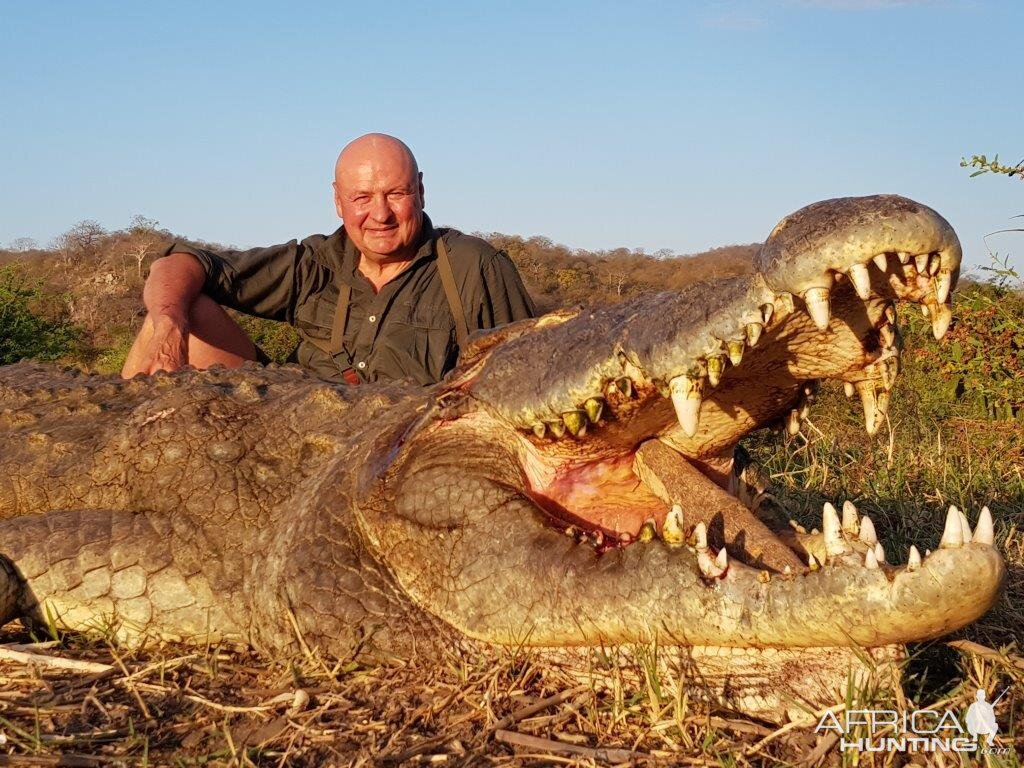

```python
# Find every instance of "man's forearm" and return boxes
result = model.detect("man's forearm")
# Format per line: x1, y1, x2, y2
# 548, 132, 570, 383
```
143, 253, 207, 323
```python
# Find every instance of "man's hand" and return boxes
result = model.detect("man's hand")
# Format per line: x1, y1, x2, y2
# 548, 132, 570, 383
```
120, 253, 206, 379
123, 313, 191, 377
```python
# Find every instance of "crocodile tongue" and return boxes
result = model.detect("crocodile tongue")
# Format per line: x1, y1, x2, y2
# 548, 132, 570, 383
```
632, 440, 803, 572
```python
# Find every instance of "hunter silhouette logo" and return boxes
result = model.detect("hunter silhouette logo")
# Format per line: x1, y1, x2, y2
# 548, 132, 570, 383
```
965, 689, 1000, 746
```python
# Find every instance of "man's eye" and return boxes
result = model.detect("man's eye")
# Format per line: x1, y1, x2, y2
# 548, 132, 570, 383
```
352, 196, 370, 203
388, 191, 409, 199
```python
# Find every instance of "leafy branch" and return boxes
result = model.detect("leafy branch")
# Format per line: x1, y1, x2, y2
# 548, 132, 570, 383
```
960, 153, 1024, 180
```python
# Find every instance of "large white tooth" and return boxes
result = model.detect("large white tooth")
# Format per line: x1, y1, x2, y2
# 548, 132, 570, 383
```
865, 548, 879, 569
842, 500, 859, 534
880, 325, 896, 348
872, 253, 889, 272
915, 253, 930, 274
907, 545, 922, 570
955, 506, 972, 541
823, 502, 847, 555
936, 269, 953, 304
693, 520, 708, 549
940, 505, 964, 548
874, 542, 886, 564
716, 548, 728, 570
807, 552, 819, 570
849, 263, 872, 300
928, 255, 941, 276
663, 504, 685, 547
777, 292, 795, 314
897, 252, 911, 265
858, 516, 878, 545
973, 506, 994, 546
669, 375, 703, 437
844, 381, 856, 399
761, 303, 775, 324
931, 303, 952, 340
803, 287, 831, 331
856, 382, 881, 436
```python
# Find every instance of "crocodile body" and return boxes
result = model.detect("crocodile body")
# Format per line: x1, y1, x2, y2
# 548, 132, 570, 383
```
0, 196, 1004, 718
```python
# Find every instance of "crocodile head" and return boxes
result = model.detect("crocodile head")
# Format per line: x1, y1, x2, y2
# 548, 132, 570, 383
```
351, 195, 1003, 650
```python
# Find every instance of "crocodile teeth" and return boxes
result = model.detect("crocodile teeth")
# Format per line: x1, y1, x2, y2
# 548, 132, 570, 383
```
584, 397, 604, 424
663, 504, 685, 546
915, 253, 930, 274
841, 500, 859, 534
532, 422, 547, 439
858, 515, 877, 546
874, 542, 886, 564
726, 339, 745, 366
669, 375, 703, 437
856, 382, 882, 436
786, 409, 801, 436
928, 255, 941, 276
865, 548, 879, 569
706, 355, 726, 387
879, 325, 896, 348
746, 322, 763, 346
698, 548, 727, 579
693, 520, 708, 549
849, 263, 872, 299
638, 520, 656, 543
777, 292, 795, 314
562, 410, 587, 437
940, 505, 964, 548
823, 503, 848, 556
614, 377, 633, 397
973, 506, 994, 545
907, 545, 922, 570
955, 506, 972, 541
872, 253, 889, 272
931, 303, 952, 340
936, 269, 953, 304
897, 252, 911, 265
807, 552, 819, 570
761, 303, 775, 324
844, 381, 856, 399
803, 287, 831, 331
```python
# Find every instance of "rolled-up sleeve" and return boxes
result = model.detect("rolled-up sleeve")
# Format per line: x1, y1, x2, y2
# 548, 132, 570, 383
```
478, 250, 536, 328
164, 240, 301, 322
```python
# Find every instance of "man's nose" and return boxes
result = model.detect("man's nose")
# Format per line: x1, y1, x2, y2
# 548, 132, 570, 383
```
369, 195, 393, 222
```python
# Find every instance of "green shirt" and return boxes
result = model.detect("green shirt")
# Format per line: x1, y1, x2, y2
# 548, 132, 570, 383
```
168, 215, 536, 385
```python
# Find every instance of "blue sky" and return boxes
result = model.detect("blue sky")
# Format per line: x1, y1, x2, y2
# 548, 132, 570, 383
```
1, 1, 1021, 274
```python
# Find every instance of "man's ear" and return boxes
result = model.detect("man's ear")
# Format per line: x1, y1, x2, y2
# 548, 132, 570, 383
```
417, 171, 425, 207
332, 181, 344, 219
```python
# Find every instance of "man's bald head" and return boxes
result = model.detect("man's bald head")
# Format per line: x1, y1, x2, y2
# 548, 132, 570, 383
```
335, 133, 419, 182
333, 134, 425, 264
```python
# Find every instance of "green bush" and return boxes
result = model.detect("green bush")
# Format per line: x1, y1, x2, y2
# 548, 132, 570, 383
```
0, 265, 83, 365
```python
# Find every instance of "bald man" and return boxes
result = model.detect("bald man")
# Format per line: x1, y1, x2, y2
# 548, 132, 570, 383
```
122, 134, 535, 385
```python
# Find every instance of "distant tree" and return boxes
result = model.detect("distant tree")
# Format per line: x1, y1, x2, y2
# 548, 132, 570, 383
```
6, 237, 37, 252
52, 219, 107, 264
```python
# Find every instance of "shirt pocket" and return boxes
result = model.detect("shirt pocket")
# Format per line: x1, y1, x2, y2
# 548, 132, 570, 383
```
292, 292, 335, 343
374, 304, 457, 385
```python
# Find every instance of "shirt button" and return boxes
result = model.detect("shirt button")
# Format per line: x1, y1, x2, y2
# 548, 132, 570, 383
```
357, 361, 366, 370
368, 315, 377, 323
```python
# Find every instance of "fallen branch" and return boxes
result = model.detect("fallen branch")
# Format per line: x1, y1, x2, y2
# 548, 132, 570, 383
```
0, 646, 113, 675
495, 729, 639, 763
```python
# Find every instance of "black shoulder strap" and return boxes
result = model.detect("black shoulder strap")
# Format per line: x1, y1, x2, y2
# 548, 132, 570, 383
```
435, 236, 469, 348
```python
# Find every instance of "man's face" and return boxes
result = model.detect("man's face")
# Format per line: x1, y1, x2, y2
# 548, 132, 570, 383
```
334, 146, 425, 263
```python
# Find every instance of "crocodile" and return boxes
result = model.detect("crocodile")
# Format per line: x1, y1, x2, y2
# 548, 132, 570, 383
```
0, 195, 1004, 720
